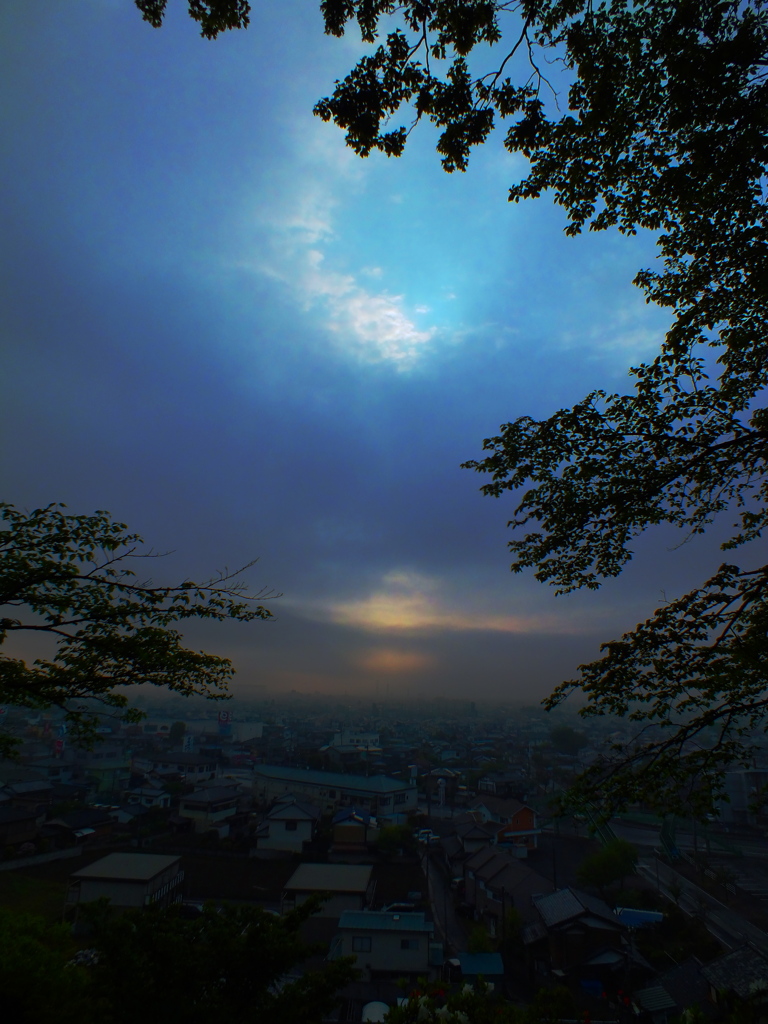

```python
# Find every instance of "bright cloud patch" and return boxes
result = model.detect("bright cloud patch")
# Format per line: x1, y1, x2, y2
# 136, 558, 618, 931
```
247, 128, 438, 369
356, 648, 435, 673
305, 569, 580, 634
303, 251, 435, 366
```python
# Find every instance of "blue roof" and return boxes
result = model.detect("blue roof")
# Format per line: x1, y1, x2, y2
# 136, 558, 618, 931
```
458, 953, 504, 976
254, 764, 413, 793
333, 806, 373, 825
615, 908, 664, 928
339, 911, 431, 932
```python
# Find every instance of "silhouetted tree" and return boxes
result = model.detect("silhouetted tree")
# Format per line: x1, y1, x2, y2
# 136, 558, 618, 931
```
0, 503, 274, 756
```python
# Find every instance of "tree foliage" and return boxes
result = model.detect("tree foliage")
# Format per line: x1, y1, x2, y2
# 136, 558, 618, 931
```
307, 0, 768, 816
85, 898, 356, 1024
576, 839, 638, 895
0, 900, 356, 1024
134, 0, 250, 38
137, 2, 768, 813
0, 910, 96, 1024
0, 503, 274, 755
385, 980, 575, 1024
550, 725, 588, 757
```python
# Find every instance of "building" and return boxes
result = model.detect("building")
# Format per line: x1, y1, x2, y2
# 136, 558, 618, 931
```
67, 852, 183, 925
148, 753, 218, 782
331, 806, 380, 858
254, 796, 321, 855
0, 806, 41, 847
525, 887, 627, 983
178, 787, 239, 836
470, 796, 540, 855
463, 846, 553, 936
282, 863, 374, 917
254, 765, 416, 821
330, 910, 435, 981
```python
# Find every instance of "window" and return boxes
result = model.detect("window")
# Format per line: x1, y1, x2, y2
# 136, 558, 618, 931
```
400, 938, 420, 950
328, 790, 336, 798
379, 797, 390, 806
352, 936, 371, 952
395, 793, 407, 804
285, 820, 298, 831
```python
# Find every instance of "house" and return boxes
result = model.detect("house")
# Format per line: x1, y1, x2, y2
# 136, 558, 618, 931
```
254, 796, 320, 855
47, 807, 115, 844
282, 863, 374, 917
330, 910, 435, 980
178, 786, 239, 836
525, 887, 627, 983
0, 777, 53, 812
254, 765, 417, 821
463, 847, 553, 936
111, 803, 154, 827
331, 806, 379, 857
454, 815, 496, 856
76, 746, 131, 795
477, 771, 527, 800
325, 729, 382, 769
127, 786, 171, 810
67, 852, 184, 925
701, 945, 768, 1006
149, 753, 218, 782
0, 806, 42, 847
470, 796, 540, 855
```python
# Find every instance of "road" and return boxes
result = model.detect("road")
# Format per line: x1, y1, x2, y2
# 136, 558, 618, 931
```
638, 855, 768, 954
421, 849, 467, 955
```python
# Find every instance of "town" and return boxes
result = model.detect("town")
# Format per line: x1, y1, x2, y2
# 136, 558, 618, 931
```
2, 692, 768, 1021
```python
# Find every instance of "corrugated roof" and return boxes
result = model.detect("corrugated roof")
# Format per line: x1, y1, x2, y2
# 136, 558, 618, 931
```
615, 907, 664, 928
635, 986, 677, 1012
339, 911, 431, 932
254, 765, 412, 793
285, 863, 372, 893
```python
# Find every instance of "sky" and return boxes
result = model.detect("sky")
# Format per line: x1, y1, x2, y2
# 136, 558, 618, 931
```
0, 0, 731, 706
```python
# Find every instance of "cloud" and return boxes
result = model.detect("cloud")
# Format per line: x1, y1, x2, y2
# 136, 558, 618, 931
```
242, 125, 440, 369
355, 648, 435, 673
301, 251, 436, 366
297, 569, 585, 635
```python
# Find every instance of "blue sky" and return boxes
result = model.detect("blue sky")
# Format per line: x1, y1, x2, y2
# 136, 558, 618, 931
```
1, 1, 723, 704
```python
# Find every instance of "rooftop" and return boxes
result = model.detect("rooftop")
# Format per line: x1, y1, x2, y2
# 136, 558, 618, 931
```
458, 953, 504, 976
285, 863, 372, 893
533, 887, 619, 929
338, 911, 431, 932
255, 764, 413, 793
72, 853, 180, 881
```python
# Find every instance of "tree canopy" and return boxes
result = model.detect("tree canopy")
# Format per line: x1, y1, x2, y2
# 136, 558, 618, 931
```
0, 503, 274, 755
0, 899, 356, 1024
311, 0, 768, 816
137, 1, 768, 815
576, 839, 638, 895
85, 899, 356, 1024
